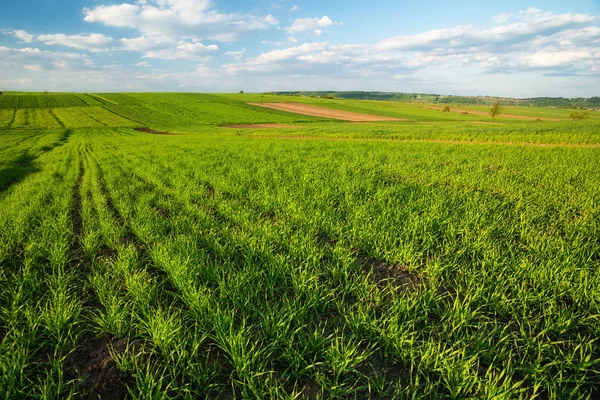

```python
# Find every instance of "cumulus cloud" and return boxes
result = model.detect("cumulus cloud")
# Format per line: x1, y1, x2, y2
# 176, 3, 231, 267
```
36, 33, 114, 51
287, 16, 340, 34
83, 0, 278, 41
2, 6, 598, 96
24, 64, 43, 72
225, 50, 245, 60
522, 50, 596, 68
290, 5, 299, 12
120, 35, 174, 51
377, 9, 596, 51
11, 29, 35, 43
0, 46, 94, 72
142, 41, 219, 59
220, 8, 599, 84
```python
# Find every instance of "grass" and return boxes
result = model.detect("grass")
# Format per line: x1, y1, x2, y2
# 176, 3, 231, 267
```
0, 93, 599, 399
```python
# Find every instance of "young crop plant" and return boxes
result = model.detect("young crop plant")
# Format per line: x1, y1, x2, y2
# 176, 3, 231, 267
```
0, 93, 599, 399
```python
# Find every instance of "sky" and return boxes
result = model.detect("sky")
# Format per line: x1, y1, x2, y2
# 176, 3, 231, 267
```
0, 0, 599, 97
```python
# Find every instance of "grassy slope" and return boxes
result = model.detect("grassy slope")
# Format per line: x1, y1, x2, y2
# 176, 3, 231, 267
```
0, 93, 599, 398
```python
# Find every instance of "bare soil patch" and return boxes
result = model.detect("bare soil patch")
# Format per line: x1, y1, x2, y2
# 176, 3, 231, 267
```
248, 103, 406, 121
65, 336, 139, 399
223, 123, 301, 129
368, 259, 422, 291
423, 105, 565, 121
134, 127, 174, 135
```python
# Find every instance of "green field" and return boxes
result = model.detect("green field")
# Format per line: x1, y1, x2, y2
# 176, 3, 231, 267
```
0, 93, 599, 399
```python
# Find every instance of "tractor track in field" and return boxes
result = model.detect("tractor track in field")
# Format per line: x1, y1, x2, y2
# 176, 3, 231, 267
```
90, 153, 186, 301
65, 151, 138, 400
92, 156, 147, 250
239, 135, 600, 148
71, 158, 84, 240
48, 109, 66, 128
100, 106, 145, 126
7, 109, 17, 128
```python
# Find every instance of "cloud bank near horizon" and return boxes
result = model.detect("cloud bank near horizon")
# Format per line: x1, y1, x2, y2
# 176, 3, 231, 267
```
0, 1, 598, 97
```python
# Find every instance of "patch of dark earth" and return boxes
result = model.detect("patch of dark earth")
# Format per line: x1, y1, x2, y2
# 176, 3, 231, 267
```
359, 255, 424, 292
65, 336, 140, 399
134, 127, 174, 135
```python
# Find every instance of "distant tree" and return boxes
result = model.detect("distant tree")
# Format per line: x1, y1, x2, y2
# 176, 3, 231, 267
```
569, 111, 590, 121
442, 105, 450, 112
0, 91, 3, 95
325, 93, 336, 99
239, 90, 244, 94
489, 101, 503, 119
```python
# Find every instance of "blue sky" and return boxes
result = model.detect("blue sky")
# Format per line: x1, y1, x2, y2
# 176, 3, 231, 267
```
1, 0, 599, 96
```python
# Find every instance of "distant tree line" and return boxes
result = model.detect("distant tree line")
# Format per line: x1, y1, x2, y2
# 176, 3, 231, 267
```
268, 91, 600, 109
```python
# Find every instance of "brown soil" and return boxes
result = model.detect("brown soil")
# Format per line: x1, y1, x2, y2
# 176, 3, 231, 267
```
65, 336, 139, 399
424, 105, 565, 121
248, 103, 406, 121
223, 124, 301, 128
368, 259, 422, 291
417, 121, 502, 125
134, 127, 174, 135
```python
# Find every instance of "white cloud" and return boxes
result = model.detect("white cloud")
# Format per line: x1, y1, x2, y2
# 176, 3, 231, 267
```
83, 3, 143, 28
11, 29, 35, 43
377, 9, 596, 51
142, 41, 219, 59
0, 46, 94, 72
2, 6, 598, 96
225, 50, 245, 60
84, 0, 279, 41
24, 64, 43, 72
52, 61, 69, 70
290, 5, 299, 12
0, 78, 34, 88
522, 50, 595, 68
492, 13, 513, 24
36, 33, 113, 51
120, 35, 174, 51
287, 16, 340, 34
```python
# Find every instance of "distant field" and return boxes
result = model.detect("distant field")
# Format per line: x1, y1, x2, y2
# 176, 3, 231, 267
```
0, 92, 599, 399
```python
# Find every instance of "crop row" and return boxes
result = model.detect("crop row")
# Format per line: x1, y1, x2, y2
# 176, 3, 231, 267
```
0, 94, 99, 109
52, 107, 139, 128
1, 128, 598, 398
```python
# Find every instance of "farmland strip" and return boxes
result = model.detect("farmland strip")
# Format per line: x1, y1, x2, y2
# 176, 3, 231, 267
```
49, 109, 66, 128
239, 134, 600, 148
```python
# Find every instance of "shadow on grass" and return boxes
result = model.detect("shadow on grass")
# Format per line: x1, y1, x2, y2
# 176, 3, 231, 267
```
0, 152, 40, 193
0, 129, 73, 194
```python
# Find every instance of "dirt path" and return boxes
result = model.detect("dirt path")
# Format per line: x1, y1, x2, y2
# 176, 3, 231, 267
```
134, 127, 175, 135
237, 134, 600, 148
423, 105, 565, 121
223, 124, 302, 128
248, 103, 406, 121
